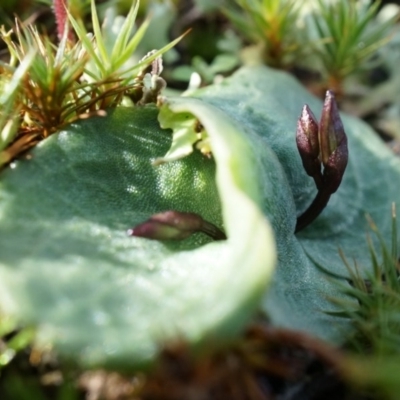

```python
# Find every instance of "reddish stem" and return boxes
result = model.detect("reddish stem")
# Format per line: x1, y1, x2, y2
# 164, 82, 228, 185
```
295, 188, 331, 233
53, 0, 72, 41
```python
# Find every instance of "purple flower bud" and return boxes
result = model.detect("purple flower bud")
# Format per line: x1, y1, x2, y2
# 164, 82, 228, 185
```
296, 105, 322, 187
128, 220, 193, 240
295, 91, 349, 232
319, 90, 348, 193
319, 91, 347, 165
127, 210, 226, 241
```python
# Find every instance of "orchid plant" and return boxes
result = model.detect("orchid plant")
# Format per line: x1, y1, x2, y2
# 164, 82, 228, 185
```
1, 1, 400, 399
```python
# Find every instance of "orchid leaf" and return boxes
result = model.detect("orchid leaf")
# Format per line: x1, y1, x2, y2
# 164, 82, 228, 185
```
188, 66, 400, 339
0, 104, 275, 368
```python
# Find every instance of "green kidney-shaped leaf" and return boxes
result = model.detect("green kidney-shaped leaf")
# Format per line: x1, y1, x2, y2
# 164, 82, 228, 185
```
0, 105, 275, 368
156, 66, 400, 342
186, 66, 400, 340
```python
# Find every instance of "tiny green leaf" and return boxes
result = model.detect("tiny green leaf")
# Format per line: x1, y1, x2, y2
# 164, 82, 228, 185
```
110, 0, 140, 62
154, 108, 199, 164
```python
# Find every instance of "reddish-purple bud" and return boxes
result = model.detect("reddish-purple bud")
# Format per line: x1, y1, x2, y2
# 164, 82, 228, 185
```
128, 220, 192, 240
127, 210, 226, 241
296, 105, 322, 187
319, 91, 347, 164
319, 90, 348, 193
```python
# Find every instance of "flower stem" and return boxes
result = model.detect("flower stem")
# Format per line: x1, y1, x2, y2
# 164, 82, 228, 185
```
200, 220, 227, 241
295, 188, 331, 233
53, 0, 73, 41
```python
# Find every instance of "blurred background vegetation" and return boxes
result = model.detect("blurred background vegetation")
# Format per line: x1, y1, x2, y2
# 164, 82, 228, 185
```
2, 0, 400, 141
